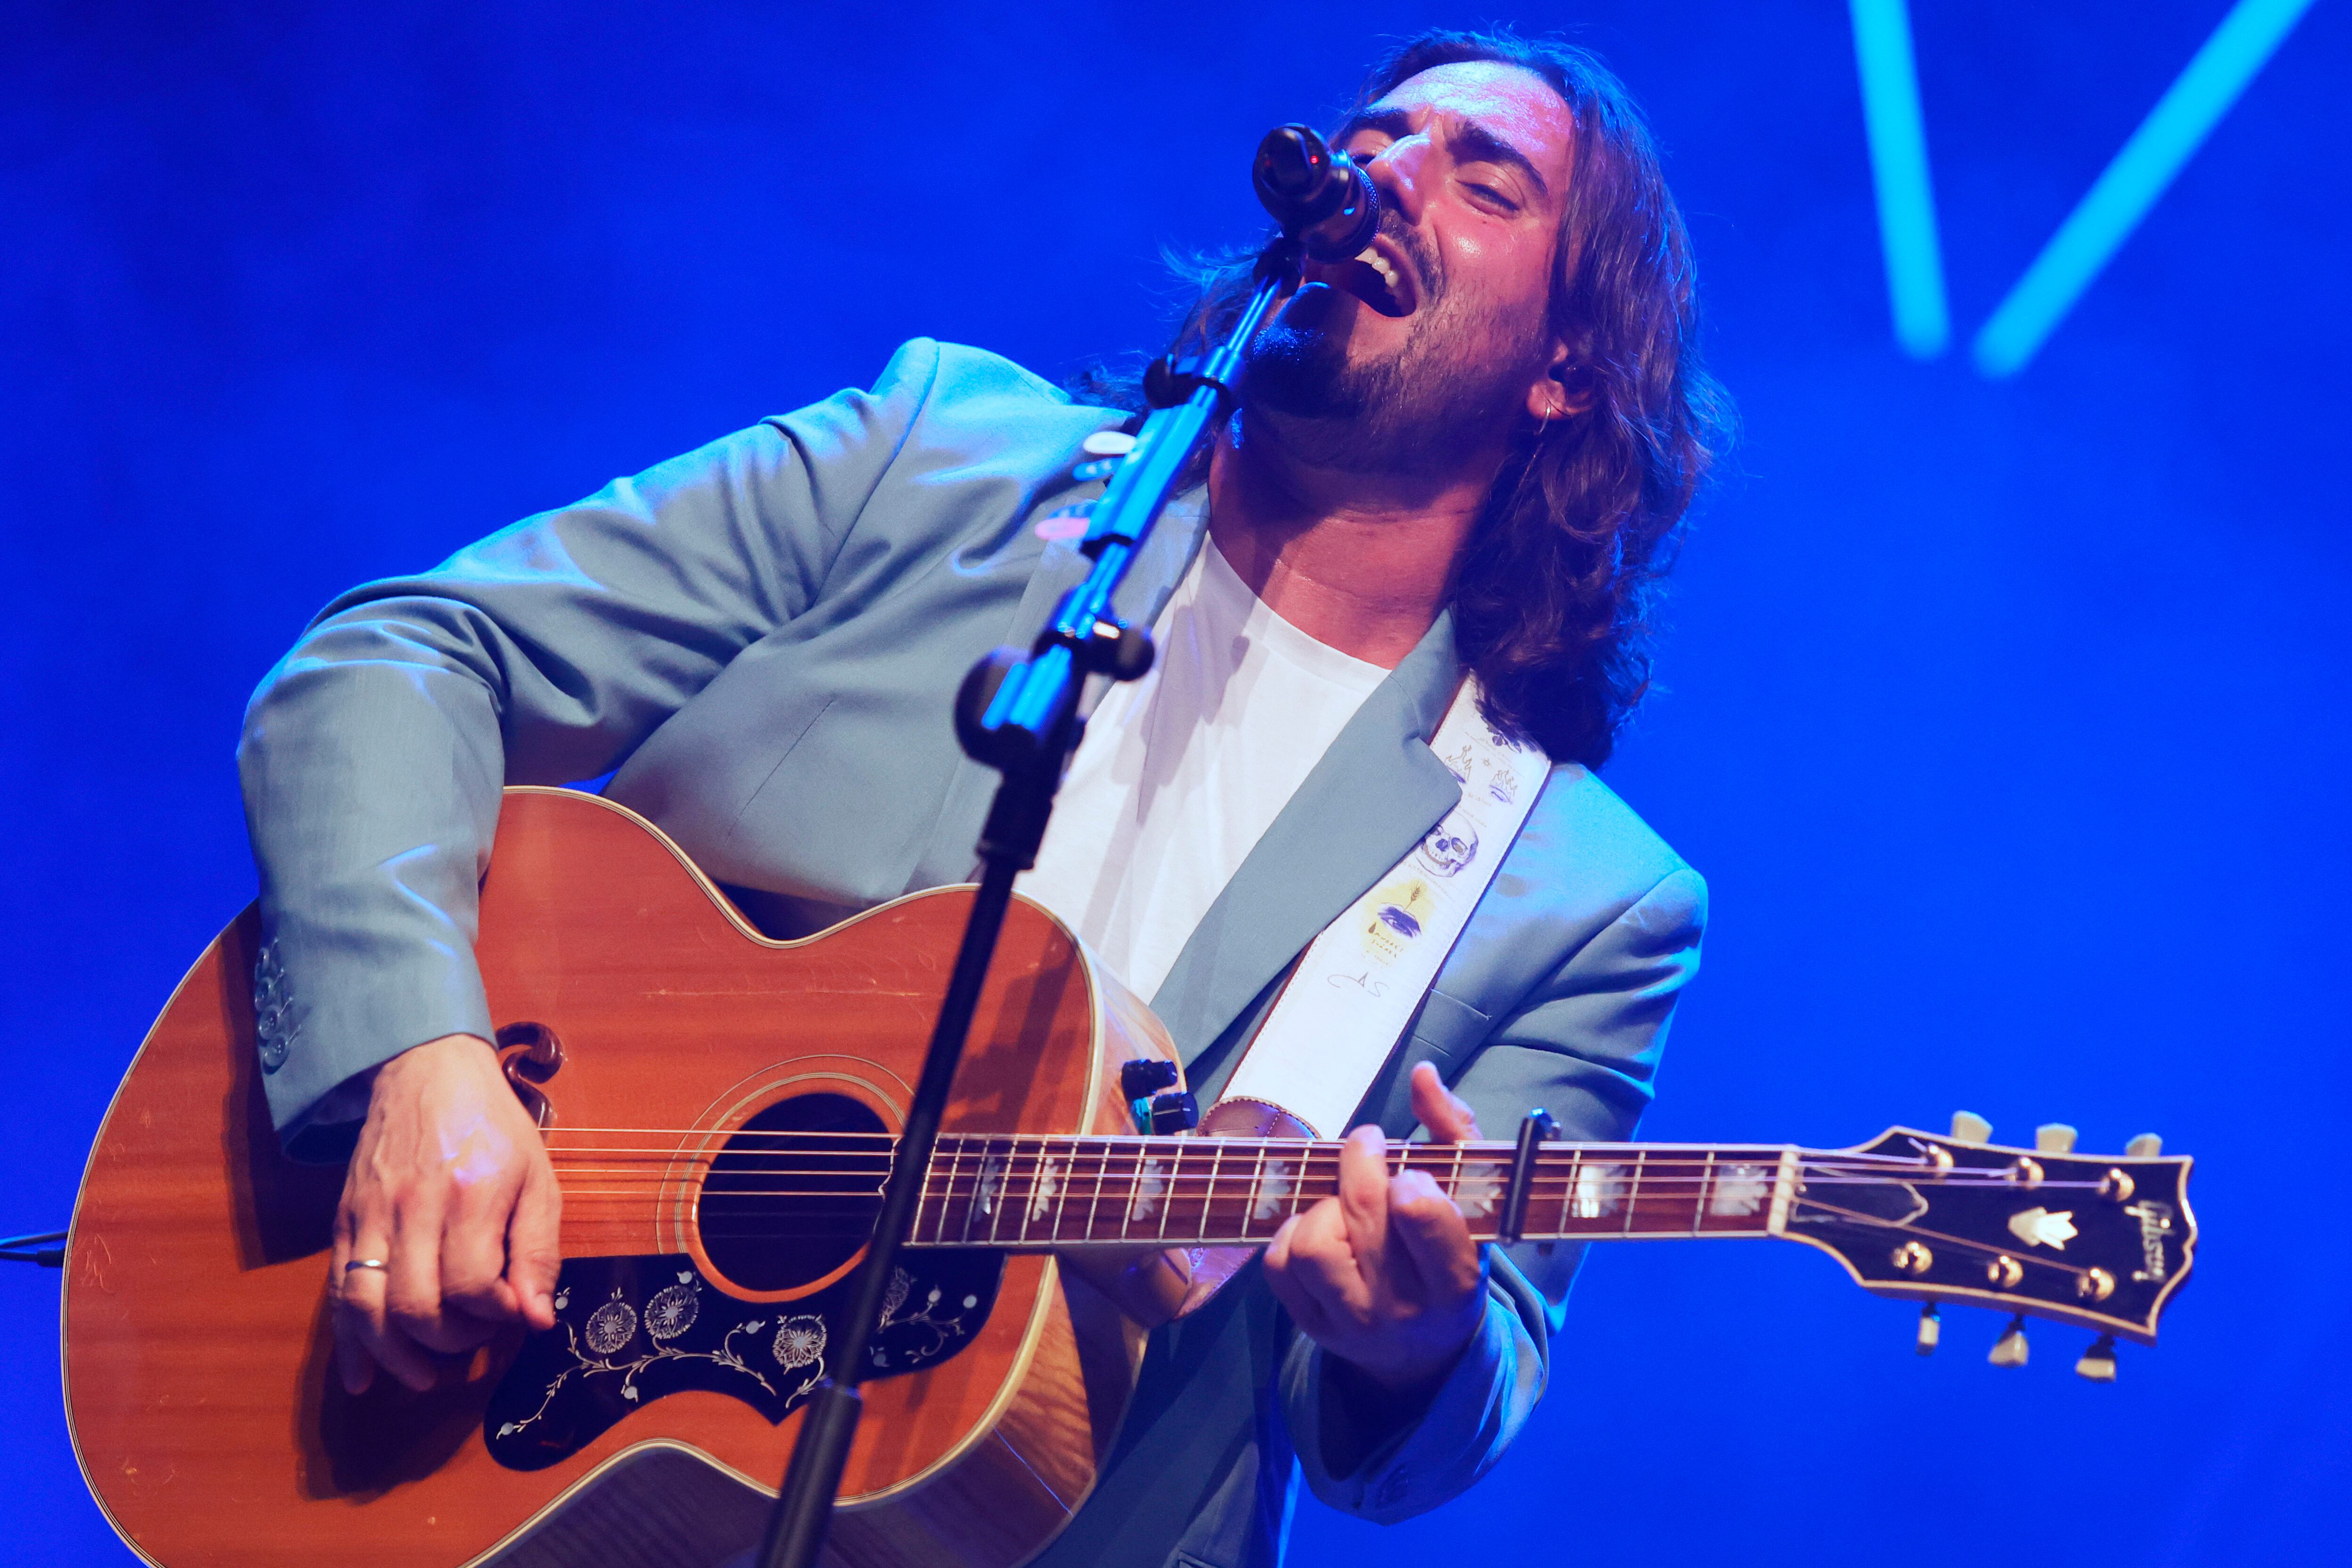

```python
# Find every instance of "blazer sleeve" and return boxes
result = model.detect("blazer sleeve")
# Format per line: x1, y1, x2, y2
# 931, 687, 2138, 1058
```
237, 339, 950, 1148
1284, 865, 1706, 1522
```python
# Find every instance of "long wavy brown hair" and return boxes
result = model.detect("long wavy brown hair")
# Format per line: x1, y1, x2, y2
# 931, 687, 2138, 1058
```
1083, 27, 1729, 768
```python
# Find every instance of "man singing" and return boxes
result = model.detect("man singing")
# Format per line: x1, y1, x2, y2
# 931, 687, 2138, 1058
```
238, 26, 1725, 1568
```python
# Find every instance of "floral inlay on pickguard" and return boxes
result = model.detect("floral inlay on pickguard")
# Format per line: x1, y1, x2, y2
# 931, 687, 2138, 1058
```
483, 1251, 1001, 1471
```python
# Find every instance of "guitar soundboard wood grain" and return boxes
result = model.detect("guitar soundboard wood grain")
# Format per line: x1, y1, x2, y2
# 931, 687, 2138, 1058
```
64, 788, 1159, 1568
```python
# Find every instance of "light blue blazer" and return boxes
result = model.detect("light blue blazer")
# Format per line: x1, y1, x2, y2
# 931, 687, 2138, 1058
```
238, 339, 1706, 1568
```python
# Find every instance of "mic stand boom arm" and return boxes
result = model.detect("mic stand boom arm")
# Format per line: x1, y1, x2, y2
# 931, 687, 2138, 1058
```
753, 236, 1302, 1568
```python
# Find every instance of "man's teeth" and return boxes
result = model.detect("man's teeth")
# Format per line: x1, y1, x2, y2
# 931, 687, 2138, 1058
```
1356, 248, 1401, 295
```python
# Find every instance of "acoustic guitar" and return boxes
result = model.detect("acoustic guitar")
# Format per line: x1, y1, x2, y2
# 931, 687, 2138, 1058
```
61, 787, 2197, 1568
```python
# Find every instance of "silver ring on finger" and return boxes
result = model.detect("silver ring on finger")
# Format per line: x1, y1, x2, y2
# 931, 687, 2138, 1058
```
344, 1258, 389, 1273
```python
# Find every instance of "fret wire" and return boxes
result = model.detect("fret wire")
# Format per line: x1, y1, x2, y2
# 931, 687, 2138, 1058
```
1449, 1143, 1469, 1234
1125, 1141, 1146, 1241
911, 1138, 931, 1241
938, 1135, 959, 1244
1166, 1139, 1187, 1240
1251, 1142, 1270, 1241
1155, 1142, 1177, 1242
995, 1135, 1016, 1245
1017, 1135, 1036, 1242
964, 1134, 986, 1242
1039, 1134, 1058, 1241
1013, 1134, 1034, 1247
1623, 1148, 1647, 1237
987, 1135, 1009, 1247
1047, 1135, 1069, 1247
1199, 1138, 1224, 1243
959, 1135, 985, 1245
1015, 1135, 1035, 1240
1030, 1134, 1052, 1243
933, 1133, 956, 1244
990, 1135, 1014, 1247
1693, 1148, 1716, 1238
1086, 1133, 1110, 1245
926, 1133, 945, 1241
964, 1133, 983, 1241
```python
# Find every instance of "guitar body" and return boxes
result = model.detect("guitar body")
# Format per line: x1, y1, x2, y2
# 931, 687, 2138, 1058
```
63, 788, 1166, 1568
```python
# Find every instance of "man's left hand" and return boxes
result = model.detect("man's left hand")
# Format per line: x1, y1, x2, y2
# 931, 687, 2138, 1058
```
1262, 1062, 1487, 1396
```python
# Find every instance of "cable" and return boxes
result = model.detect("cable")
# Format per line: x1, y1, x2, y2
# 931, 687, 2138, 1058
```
0, 1230, 66, 1268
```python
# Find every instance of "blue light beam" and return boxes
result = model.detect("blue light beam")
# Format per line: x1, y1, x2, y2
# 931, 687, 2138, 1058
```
1850, 0, 1950, 358
1974, 0, 2321, 378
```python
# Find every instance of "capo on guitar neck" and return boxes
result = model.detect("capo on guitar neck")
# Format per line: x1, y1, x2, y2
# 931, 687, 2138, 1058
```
1498, 1109, 1560, 1245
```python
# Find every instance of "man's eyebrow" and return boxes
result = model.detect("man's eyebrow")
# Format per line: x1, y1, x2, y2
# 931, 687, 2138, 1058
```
1448, 120, 1549, 202
1336, 106, 1413, 146
1337, 106, 1551, 203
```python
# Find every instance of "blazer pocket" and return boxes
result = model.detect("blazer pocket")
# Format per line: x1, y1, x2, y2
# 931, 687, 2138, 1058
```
1408, 986, 1492, 1062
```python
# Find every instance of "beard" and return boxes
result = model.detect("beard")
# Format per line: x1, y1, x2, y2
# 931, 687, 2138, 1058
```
1240, 222, 1539, 474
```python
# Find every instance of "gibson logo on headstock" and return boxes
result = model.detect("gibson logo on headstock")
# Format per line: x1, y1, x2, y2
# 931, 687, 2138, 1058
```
2123, 1200, 2175, 1282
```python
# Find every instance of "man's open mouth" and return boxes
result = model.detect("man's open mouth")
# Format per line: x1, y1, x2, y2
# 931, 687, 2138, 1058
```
1316, 237, 1419, 318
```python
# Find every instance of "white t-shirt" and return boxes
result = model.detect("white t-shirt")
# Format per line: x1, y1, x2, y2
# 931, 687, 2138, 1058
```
1016, 539, 1388, 1002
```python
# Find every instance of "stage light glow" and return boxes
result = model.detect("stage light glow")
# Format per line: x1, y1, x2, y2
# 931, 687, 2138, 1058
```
1974, 0, 2319, 377
1850, 0, 1950, 358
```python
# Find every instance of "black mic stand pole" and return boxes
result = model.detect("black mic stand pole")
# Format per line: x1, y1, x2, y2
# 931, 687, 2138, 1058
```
751, 235, 1303, 1568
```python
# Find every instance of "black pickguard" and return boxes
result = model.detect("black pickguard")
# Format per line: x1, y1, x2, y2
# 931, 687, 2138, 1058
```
484, 1251, 1002, 1471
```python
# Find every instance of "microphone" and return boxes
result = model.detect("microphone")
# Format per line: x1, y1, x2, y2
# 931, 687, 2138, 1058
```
1253, 124, 1379, 261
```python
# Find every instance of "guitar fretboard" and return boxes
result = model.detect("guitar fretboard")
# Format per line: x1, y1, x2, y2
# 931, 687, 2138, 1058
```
904, 1135, 1797, 1249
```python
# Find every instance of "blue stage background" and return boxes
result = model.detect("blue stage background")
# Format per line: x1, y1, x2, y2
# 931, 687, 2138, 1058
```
3, 3, 2344, 1562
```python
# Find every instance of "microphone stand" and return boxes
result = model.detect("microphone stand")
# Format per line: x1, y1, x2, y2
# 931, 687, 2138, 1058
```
751, 235, 1303, 1568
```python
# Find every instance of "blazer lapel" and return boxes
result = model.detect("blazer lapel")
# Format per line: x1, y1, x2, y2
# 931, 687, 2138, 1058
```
1148, 608, 1467, 1063
1109, 486, 1211, 631
903, 489, 1211, 892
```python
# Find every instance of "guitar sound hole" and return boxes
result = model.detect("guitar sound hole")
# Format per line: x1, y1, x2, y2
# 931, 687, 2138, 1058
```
697, 1093, 887, 1292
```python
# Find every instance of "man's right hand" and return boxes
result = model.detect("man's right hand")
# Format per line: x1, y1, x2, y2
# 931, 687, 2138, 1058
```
329, 1033, 562, 1394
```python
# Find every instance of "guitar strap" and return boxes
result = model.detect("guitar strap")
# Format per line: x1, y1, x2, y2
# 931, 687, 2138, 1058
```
1215, 675, 1551, 1137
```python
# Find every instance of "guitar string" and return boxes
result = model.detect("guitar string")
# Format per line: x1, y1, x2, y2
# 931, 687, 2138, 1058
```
533, 1143, 1957, 1172
548, 1169, 2069, 1192
535, 1139, 2114, 1250
538, 1160, 2101, 1189
537, 1161, 2096, 1191
537, 1128, 2107, 1182
536, 1129, 2092, 1177
554, 1196, 2051, 1259
540, 1126, 1948, 1157
541, 1170, 2070, 1194
557, 1179, 2107, 1257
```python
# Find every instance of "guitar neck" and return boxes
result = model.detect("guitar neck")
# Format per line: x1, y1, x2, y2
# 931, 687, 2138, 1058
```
905, 1134, 1806, 1250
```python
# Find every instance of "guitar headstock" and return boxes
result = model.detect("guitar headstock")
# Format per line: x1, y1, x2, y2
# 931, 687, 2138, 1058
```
1778, 1115, 2195, 1360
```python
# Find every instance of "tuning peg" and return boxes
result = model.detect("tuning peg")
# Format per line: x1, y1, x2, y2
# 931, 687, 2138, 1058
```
1950, 1110, 1992, 1143
1987, 1315, 2029, 1368
2075, 1333, 2119, 1383
2035, 1124, 2077, 1154
1915, 1303, 1941, 1356
2126, 1133, 2163, 1158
